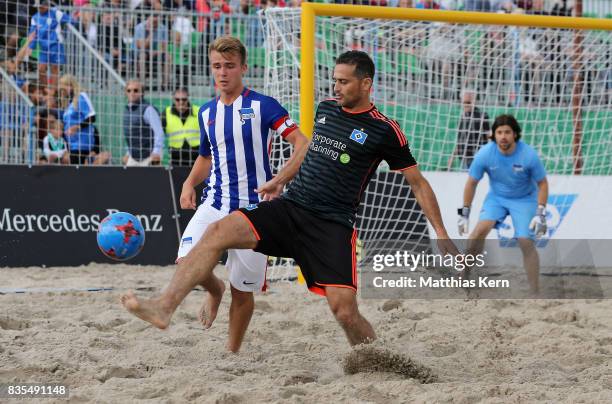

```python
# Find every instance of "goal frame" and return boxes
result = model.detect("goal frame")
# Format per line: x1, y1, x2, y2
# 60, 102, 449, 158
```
299, 3, 612, 173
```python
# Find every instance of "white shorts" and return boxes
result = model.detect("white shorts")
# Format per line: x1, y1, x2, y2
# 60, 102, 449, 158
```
177, 203, 267, 292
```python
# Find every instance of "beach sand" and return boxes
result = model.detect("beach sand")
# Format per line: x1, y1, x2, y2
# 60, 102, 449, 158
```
1, 263, 611, 403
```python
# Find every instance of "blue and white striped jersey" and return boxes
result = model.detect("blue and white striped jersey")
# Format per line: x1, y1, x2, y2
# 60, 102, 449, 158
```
198, 88, 297, 213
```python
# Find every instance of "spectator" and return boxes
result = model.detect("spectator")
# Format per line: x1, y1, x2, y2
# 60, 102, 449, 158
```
396, 0, 413, 7
17, 0, 76, 88
35, 107, 59, 156
163, 0, 195, 9
134, 14, 170, 89
3, 59, 26, 90
26, 79, 45, 107
550, 0, 572, 16
448, 89, 490, 170
527, 0, 548, 15
492, 0, 515, 12
58, 74, 109, 165
122, 79, 164, 166
463, 0, 491, 11
196, 0, 231, 33
43, 85, 63, 117
0, 30, 21, 61
98, 7, 125, 74
415, 0, 442, 9
196, 0, 231, 76
42, 118, 70, 164
131, 0, 163, 10
170, 5, 195, 86
515, 0, 532, 10
162, 87, 200, 166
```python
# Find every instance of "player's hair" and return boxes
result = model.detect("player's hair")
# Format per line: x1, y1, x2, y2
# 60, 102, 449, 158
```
491, 114, 522, 141
209, 36, 247, 65
335, 50, 375, 80
59, 74, 80, 109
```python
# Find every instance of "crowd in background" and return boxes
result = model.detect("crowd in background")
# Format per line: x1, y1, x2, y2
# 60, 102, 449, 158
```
0, 0, 606, 166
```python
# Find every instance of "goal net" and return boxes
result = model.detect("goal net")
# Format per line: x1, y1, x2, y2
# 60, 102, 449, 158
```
262, 7, 612, 276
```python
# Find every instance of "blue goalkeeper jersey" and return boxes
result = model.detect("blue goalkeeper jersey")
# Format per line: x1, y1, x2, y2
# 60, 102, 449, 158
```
469, 141, 546, 199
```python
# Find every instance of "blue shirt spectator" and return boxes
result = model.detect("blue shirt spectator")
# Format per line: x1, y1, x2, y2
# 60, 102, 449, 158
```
27, 2, 75, 65
62, 91, 96, 153
133, 16, 169, 52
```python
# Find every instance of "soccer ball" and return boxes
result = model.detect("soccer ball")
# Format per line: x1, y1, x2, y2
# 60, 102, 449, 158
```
97, 212, 145, 261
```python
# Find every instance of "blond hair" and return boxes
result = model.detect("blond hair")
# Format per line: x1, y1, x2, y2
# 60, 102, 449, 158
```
208, 36, 247, 65
59, 74, 81, 110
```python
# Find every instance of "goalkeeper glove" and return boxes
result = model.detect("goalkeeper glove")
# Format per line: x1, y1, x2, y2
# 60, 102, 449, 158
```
529, 204, 547, 238
457, 206, 470, 236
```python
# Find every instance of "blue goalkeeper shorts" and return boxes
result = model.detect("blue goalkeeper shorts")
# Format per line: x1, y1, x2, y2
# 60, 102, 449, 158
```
479, 192, 538, 239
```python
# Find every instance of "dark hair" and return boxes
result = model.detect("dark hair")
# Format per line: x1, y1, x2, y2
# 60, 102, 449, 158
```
174, 87, 189, 96
335, 51, 375, 79
491, 114, 521, 141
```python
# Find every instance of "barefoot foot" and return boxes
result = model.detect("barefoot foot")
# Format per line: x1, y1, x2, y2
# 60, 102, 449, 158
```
120, 290, 172, 329
198, 278, 226, 329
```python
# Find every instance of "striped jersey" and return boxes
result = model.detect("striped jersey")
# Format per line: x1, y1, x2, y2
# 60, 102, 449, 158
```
283, 99, 417, 227
198, 88, 297, 213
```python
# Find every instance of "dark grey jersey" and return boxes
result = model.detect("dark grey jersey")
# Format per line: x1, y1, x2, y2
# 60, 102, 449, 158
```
283, 99, 417, 227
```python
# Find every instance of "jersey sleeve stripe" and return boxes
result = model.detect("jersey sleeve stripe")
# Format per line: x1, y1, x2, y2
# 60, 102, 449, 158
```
236, 211, 261, 241
370, 110, 407, 147
271, 115, 288, 130
397, 163, 418, 171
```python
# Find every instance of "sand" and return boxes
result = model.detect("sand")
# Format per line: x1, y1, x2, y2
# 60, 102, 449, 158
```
1, 263, 611, 403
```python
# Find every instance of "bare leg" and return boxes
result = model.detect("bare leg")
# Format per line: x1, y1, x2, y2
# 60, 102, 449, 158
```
49, 65, 59, 88
518, 237, 540, 294
464, 220, 497, 279
38, 63, 48, 87
226, 286, 254, 353
197, 275, 226, 329
326, 286, 375, 346
466, 220, 497, 255
120, 212, 257, 328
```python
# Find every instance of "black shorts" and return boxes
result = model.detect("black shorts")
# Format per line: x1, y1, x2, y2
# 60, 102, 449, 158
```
237, 198, 357, 296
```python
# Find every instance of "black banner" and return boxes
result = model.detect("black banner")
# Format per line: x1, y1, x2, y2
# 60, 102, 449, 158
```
170, 166, 204, 235
0, 165, 179, 266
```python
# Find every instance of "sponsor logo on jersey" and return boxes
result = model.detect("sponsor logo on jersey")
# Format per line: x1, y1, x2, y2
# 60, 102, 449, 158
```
497, 194, 577, 248
285, 118, 296, 128
340, 153, 351, 164
181, 237, 192, 247
238, 108, 256, 124
242, 280, 256, 285
245, 204, 258, 211
350, 129, 368, 145
317, 116, 326, 124
512, 164, 524, 173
